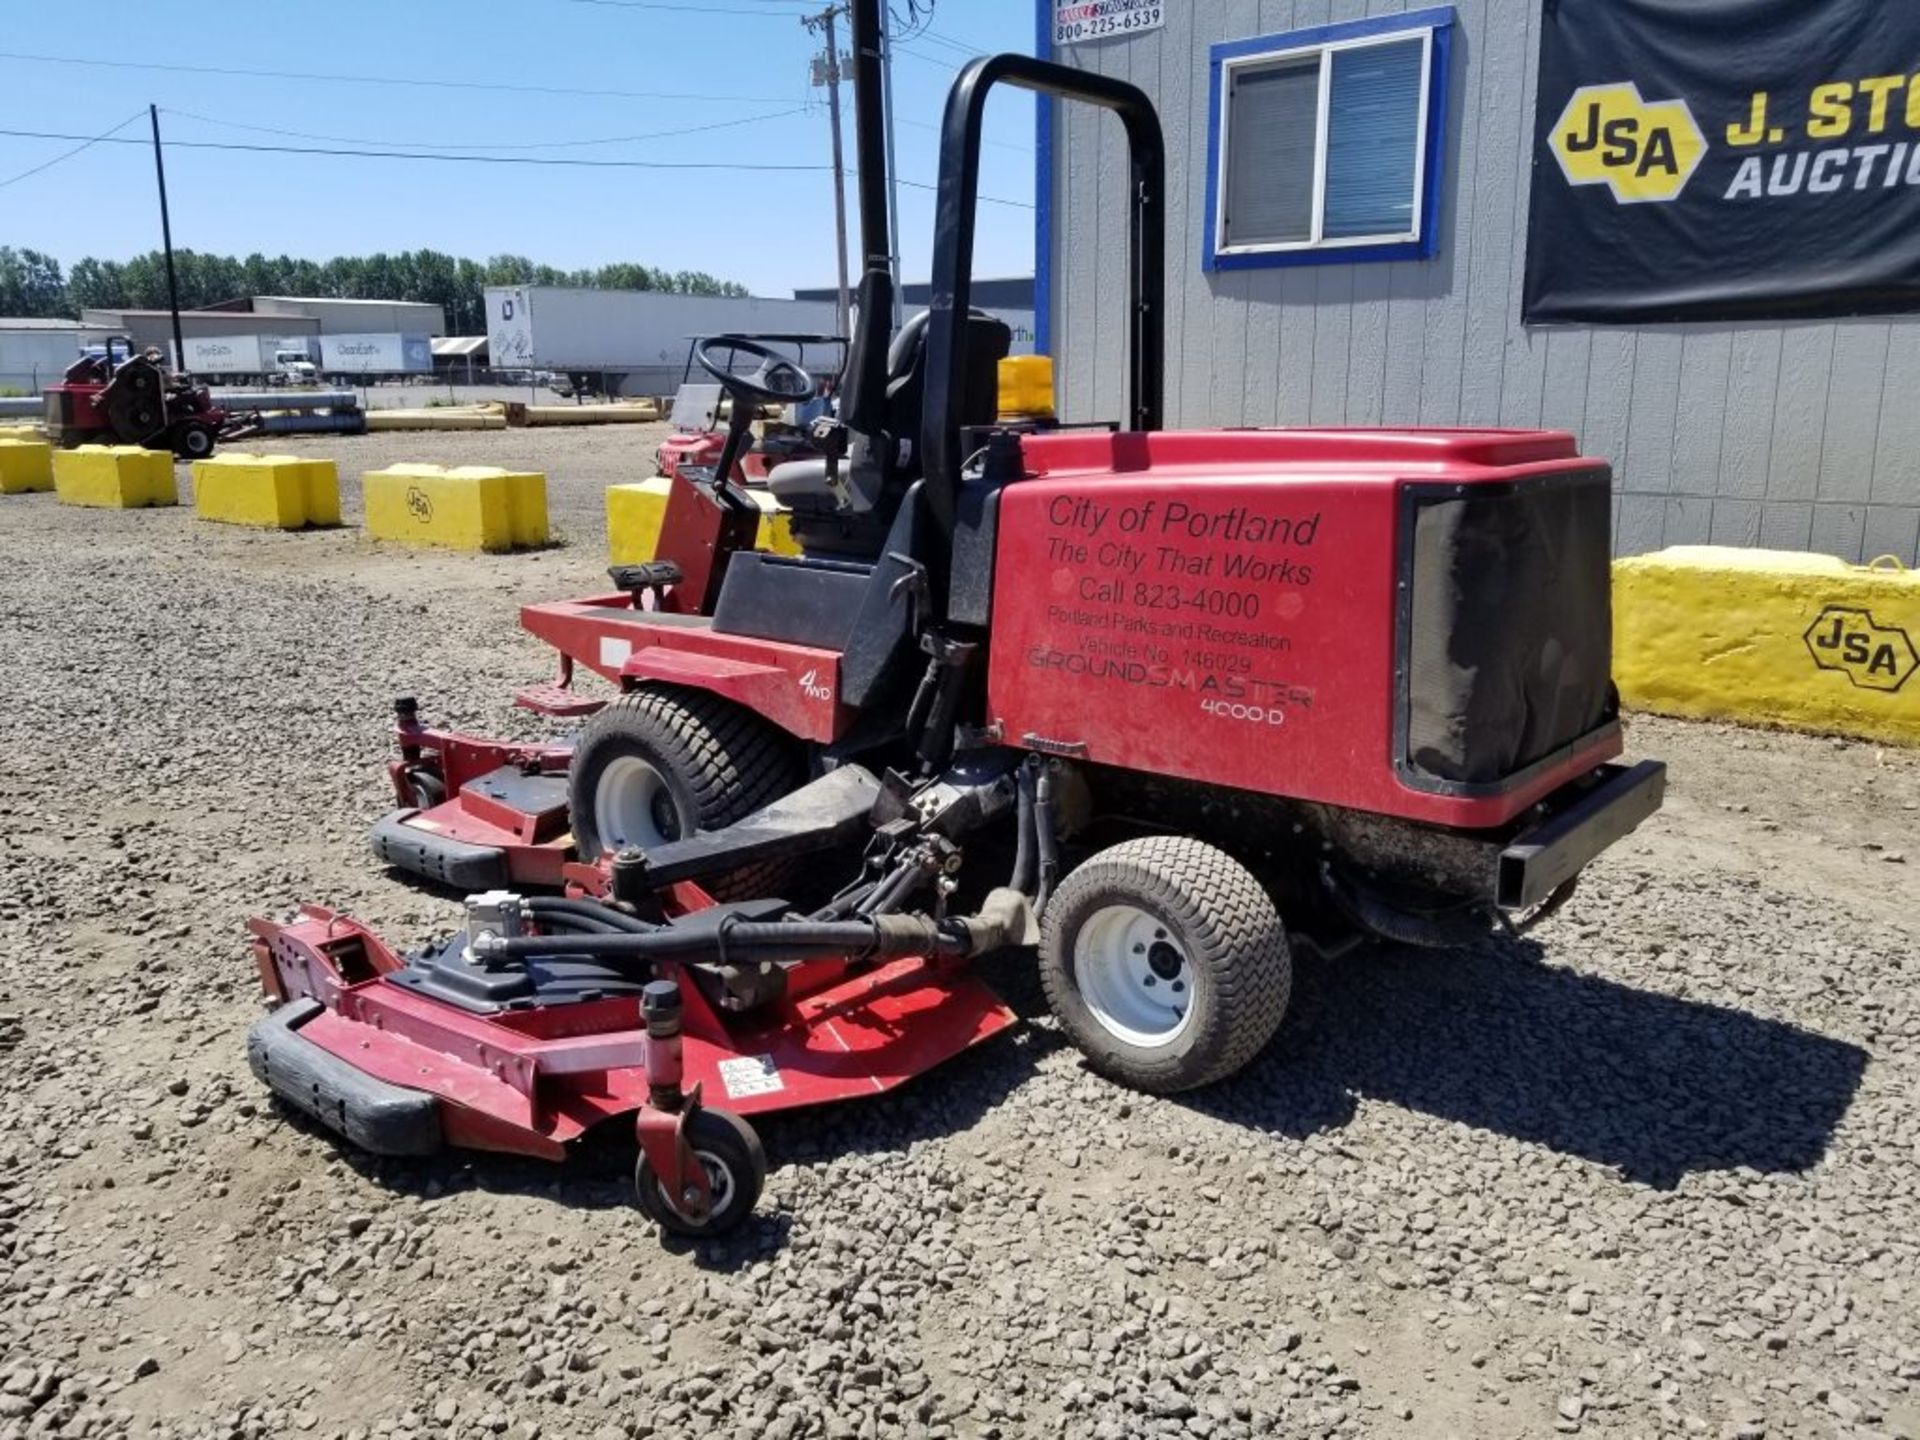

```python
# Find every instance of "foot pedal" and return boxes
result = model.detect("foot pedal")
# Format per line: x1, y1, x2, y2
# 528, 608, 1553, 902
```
514, 683, 605, 717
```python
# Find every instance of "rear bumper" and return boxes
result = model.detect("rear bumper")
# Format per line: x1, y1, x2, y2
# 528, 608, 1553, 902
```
1497, 760, 1666, 910
247, 998, 443, 1156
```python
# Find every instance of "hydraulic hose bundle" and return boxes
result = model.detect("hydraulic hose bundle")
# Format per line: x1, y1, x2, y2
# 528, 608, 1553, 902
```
472, 887, 1032, 967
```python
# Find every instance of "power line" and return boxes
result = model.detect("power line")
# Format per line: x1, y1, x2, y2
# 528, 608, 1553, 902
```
905, 27, 982, 58
162, 106, 811, 152
0, 108, 143, 189
0, 50, 800, 105
555, 0, 807, 10
0, 125, 1036, 205
894, 175, 1031, 210
0, 127, 828, 173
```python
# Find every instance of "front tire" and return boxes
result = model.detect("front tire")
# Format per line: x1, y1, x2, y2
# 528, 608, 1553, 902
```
567, 686, 802, 898
1039, 836, 1292, 1093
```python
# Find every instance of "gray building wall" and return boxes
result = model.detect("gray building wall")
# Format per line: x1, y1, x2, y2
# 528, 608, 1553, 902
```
1044, 0, 1920, 565
252, 297, 447, 336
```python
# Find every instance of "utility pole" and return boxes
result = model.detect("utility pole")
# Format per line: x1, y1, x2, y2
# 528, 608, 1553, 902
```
806, 3, 852, 339
148, 104, 186, 373
878, 15, 903, 329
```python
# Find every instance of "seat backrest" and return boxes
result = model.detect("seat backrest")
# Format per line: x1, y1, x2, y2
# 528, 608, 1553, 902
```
881, 309, 1011, 472
770, 310, 1011, 559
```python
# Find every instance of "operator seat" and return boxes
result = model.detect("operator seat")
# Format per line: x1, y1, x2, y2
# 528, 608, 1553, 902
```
767, 308, 1011, 559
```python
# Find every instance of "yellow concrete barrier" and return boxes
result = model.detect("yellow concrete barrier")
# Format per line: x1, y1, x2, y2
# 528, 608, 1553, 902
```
607, 476, 798, 567
0, 438, 54, 494
364, 407, 507, 433
0, 423, 47, 443
1615, 546, 1920, 745
522, 402, 661, 427
52, 445, 176, 509
192, 452, 341, 529
364, 463, 548, 552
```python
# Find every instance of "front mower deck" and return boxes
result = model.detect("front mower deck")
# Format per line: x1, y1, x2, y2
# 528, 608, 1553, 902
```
247, 906, 1017, 1162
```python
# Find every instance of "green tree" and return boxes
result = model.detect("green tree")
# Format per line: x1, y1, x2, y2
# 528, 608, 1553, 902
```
66, 257, 127, 311
0, 247, 68, 317
34, 248, 754, 326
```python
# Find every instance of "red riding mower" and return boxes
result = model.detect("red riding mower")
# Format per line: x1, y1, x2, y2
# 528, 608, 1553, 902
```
654, 332, 845, 486
43, 336, 228, 460
246, 5, 1664, 1239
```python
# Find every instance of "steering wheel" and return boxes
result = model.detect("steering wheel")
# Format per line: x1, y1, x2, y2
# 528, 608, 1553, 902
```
693, 335, 816, 405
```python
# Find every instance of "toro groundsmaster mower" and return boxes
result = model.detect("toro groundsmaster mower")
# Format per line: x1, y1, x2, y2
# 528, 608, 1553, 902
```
246, 0, 1665, 1238
43, 337, 227, 459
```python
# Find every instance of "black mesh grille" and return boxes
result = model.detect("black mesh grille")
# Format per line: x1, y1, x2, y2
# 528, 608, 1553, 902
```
1401, 472, 1614, 787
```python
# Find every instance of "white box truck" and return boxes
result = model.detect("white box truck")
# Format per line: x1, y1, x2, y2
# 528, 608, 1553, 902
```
183, 335, 267, 378
319, 333, 433, 380
485, 287, 841, 397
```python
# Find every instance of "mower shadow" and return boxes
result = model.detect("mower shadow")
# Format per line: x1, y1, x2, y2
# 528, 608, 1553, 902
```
750, 945, 1069, 1166
1179, 934, 1870, 1188
261, 948, 1060, 1266
269, 1099, 798, 1268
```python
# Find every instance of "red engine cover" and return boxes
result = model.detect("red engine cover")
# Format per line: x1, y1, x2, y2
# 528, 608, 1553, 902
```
986, 428, 1621, 830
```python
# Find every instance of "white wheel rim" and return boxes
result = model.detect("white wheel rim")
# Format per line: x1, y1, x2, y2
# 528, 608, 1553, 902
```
658, 1149, 735, 1219
594, 756, 679, 850
1074, 903, 1195, 1048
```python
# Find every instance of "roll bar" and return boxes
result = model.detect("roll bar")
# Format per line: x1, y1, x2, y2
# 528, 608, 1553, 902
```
838, 0, 897, 437
920, 56, 1166, 535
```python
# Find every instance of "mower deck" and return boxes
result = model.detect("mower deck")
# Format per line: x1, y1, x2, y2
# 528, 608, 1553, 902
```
374, 770, 573, 891
247, 906, 1017, 1162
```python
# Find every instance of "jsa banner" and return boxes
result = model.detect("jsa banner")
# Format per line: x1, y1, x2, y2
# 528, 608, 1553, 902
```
1524, 0, 1920, 323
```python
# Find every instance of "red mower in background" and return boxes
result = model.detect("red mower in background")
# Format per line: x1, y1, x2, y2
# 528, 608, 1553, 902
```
246, 0, 1664, 1240
43, 336, 228, 460
654, 332, 845, 486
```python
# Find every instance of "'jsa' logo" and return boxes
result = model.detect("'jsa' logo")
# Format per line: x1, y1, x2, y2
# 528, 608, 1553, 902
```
1804, 607, 1917, 693
1551, 83, 1707, 203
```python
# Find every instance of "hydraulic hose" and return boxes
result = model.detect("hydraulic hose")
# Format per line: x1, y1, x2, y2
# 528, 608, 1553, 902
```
525, 914, 627, 935
1033, 765, 1061, 914
855, 859, 925, 917
522, 898, 657, 934
473, 888, 1032, 965
1009, 762, 1036, 895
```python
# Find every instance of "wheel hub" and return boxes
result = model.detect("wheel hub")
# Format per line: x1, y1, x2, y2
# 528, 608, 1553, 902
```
595, 756, 681, 850
1074, 904, 1194, 1048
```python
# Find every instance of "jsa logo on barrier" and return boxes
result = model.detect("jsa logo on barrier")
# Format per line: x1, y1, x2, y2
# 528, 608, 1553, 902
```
1804, 607, 1918, 693
1551, 83, 1707, 203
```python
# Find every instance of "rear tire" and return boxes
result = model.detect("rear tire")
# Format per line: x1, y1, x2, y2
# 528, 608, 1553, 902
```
567, 686, 802, 899
1039, 836, 1291, 1093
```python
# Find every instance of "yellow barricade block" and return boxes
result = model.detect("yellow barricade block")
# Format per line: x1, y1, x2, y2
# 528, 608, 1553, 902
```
364, 463, 547, 552
607, 476, 799, 567
0, 424, 47, 443
1615, 546, 1920, 745
192, 452, 341, 529
52, 445, 176, 509
0, 438, 54, 494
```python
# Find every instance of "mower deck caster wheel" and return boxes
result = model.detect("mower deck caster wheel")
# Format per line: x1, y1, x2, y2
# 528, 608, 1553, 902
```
635, 1108, 766, 1238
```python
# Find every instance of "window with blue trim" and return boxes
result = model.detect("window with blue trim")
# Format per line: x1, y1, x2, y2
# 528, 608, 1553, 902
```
1206, 7, 1454, 270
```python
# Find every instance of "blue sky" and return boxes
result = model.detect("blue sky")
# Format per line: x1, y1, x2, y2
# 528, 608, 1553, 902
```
0, 0, 1039, 297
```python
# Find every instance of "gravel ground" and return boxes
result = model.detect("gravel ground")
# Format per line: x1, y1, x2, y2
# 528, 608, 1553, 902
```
2, 433, 1918, 1440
